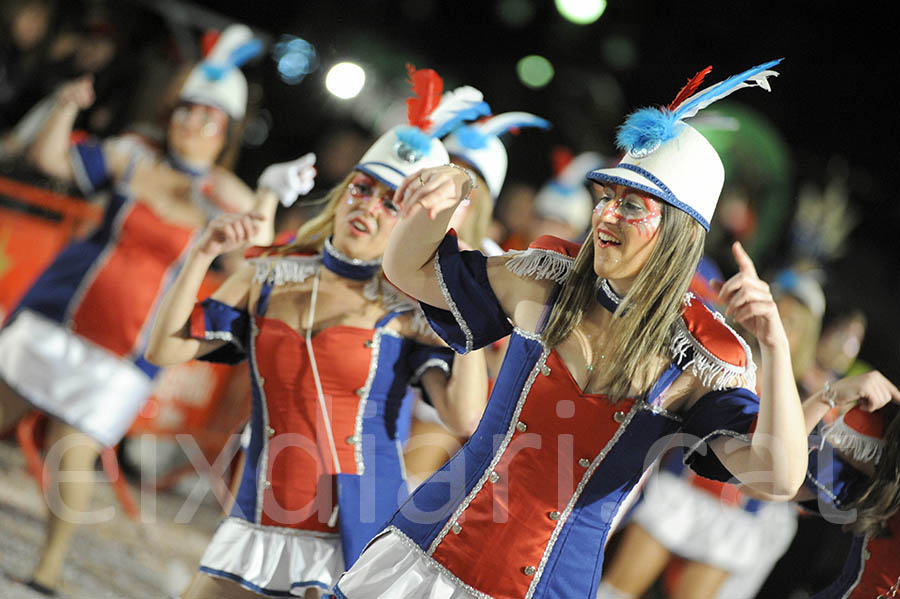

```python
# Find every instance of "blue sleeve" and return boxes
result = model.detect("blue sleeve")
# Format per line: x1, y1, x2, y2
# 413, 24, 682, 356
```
681, 387, 760, 481
70, 140, 110, 194
408, 343, 454, 386
188, 298, 249, 364
800, 434, 870, 515
419, 233, 512, 354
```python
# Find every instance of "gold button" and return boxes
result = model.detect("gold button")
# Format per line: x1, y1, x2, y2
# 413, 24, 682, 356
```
613, 411, 626, 423
516, 421, 527, 432
488, 471, 500, 483
258, 376, 266, 386
864, 549, 872, 560
540, 365, 551, 376
578, 458, 590, 468
523, 566, 536, 576
355, 387, 366, 397
364, 339, 374, 348
346, 435, 358, 445
548, 511, 560, 521
263, 480, 271, 488
266, 427, 275, 437
451, 523, 462, 534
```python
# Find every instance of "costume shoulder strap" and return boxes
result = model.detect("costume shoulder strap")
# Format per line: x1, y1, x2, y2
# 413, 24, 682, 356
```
505, 235, 580, 284
670, 293, 757, 391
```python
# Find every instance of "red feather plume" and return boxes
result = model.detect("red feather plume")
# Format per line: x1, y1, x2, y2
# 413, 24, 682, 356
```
667, 65, 713, 111
405, 64, 443, 131
551, 146, 574, 178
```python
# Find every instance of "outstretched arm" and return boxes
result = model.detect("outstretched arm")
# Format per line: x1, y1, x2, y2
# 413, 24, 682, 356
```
145, 212, 263, 366
709, 242, 808, 496
28, 76, 95, 181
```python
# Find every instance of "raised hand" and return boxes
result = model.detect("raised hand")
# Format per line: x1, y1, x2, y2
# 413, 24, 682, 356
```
196, 212, 265, 258
713, 241, 784, 348
257, 152, 316, 207
829, 370, 900, 413
57, 75, 95, 110
397, 165, 474, 220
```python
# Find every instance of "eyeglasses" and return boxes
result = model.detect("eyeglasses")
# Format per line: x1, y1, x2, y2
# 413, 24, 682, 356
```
347, 182, 400, 216
172, 103, 227, 137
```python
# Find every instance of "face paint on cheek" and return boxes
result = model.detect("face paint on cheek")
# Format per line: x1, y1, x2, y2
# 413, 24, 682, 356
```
624, 199, 662, 238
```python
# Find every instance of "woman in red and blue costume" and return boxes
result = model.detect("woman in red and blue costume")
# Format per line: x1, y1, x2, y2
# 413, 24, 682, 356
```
0, 25, 287, 595
147, 66, 486, 599
790, 369, 900, 598
336, 60, 811, 599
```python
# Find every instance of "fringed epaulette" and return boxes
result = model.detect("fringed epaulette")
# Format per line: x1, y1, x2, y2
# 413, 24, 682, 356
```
247, 244, 321, 286
670, 292, 757, 391
821, 407, 885, 465
505, 235, 579, 284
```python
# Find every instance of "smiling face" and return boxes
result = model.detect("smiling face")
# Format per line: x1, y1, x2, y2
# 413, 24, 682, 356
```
167, 102, 228, 166
331, 171, 400, 261
590, 182, 663, 285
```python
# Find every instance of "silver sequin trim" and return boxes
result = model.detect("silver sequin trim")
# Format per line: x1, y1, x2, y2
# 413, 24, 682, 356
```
598, 278, 622, 306
637, 400, 683, 423
526, 399, 642, 598
324, 236, 382, 267
202, 330, 245, 353
682, 428, 751, 465
842, 536, 870, 598
427, 348, 551, 555
382, 526, 494, 599
411, 358, 451, 384
434, 250, 474, 354
353, 328, 383, 475
804, 470, 841, 506
513, 326, 544, 344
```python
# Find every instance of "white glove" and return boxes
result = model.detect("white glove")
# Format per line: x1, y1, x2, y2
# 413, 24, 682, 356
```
258, 152, 316, 207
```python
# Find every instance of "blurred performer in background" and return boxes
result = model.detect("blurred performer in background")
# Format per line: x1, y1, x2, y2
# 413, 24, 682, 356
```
337, 60, 810, 599
0, 25, 291, 595
147, 66, 487, 599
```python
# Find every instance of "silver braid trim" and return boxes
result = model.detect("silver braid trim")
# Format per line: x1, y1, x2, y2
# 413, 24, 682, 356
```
250, 255, 321, 286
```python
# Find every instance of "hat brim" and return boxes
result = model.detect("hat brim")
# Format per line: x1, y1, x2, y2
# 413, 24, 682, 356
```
355, 162, 406, 190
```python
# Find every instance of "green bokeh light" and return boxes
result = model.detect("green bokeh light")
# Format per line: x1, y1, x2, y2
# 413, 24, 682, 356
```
516, 55, 554, 89
555, 0, 607, 25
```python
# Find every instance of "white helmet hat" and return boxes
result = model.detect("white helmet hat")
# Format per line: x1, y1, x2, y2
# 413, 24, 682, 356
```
355, 65, 451, 189
534, 151, 605, 233
443, 112, 550, 198
179, 24, 262, 120
588, 60, 782, 230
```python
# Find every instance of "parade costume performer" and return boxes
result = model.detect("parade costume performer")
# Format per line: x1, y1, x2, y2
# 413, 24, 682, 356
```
793, 367, 900, 598
148, 66, 481, 599
0, 25, 282, 594
337, 60, 811, 599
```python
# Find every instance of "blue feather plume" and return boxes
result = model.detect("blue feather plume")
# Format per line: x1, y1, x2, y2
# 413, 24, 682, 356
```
228, 39, 263, 69
454, 125, 490, 150
432, 101, 492, 139
395, 126, 433, 156
616, 58, 782, 155
481, 112, 551, 138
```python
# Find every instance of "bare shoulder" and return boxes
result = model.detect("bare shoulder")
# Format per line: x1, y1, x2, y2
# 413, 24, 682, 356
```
487, 255, 556, 332
210, 261, 257, 310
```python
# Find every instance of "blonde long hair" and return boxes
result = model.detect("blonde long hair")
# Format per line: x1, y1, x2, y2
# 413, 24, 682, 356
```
271, 172, 356, 255
542, 203, 705, 403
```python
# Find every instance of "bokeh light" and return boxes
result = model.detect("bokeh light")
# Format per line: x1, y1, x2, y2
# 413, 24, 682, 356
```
325, 62, 366, 99
554, 0, 607, 25
272, 35, 318, 85
516, 55, 554, 89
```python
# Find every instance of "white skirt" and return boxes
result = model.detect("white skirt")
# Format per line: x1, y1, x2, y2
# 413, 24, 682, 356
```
0, 310, 153, 446
200, 517, 345, 598
335, 527, 475, 599
631, 470, 797, 575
